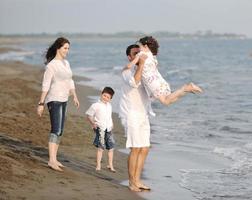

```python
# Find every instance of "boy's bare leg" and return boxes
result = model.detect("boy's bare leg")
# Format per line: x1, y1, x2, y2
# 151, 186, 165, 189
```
48, 142, 63, 171
107, 149, 116, 172
128, 148, 142, 192
135, 147, 150, 190
96, 148, 103, 170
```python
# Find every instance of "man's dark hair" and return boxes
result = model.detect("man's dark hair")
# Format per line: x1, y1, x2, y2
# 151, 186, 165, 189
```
102, 87, 115, 98
126, 44, 139, 56
138, 36, 159, 55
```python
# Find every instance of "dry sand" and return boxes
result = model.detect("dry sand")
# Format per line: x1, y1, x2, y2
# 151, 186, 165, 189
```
0, 54, 143, 199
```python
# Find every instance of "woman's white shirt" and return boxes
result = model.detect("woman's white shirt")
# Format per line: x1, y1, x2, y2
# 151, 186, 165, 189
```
42, 59, 75, 103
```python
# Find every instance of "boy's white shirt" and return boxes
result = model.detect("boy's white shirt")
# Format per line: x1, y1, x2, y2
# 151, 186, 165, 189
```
86, 99, 113, 131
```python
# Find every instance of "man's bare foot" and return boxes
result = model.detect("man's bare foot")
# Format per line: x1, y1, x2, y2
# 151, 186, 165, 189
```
136, 182, 151, 191
128, 184, 142, 192
48, 162, 63, 172
96, 166, 101, 171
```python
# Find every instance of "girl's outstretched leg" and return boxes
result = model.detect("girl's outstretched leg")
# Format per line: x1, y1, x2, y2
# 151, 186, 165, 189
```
158, 82, 203, 106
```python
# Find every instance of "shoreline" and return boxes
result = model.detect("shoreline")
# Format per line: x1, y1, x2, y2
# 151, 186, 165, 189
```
0, 47, 143, 200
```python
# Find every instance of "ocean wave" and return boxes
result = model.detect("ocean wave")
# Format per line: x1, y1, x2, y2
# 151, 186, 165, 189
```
0, 51, 35, 61
112, 65, 123, 71
213, 144, 252, 172
220, 126, 252, 135
213, 146, 242, 161
180, 167, 252, 200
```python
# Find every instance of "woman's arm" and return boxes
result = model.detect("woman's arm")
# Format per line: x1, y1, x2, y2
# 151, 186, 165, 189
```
70, 88, 80, 108
37, 91, 48, 117
37, 65, 54, 117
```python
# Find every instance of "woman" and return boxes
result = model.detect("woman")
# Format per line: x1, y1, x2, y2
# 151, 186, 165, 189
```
126, 36, 203, 105
37, 37, 79, 171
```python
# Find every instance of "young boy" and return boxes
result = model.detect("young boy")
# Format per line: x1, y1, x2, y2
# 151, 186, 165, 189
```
86, 87, 116, 172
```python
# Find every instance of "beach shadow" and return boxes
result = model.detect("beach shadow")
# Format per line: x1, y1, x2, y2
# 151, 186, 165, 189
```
0, 133, 117, 184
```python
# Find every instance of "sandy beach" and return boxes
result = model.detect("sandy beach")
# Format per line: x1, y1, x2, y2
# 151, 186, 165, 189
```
0, 45, 143, 200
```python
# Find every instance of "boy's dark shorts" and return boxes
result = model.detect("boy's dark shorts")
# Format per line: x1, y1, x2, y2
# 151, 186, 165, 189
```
93, 127, 115, 150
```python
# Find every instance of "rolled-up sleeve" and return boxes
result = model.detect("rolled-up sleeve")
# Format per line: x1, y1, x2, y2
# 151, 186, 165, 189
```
42, 66, 54, 92
122, 70, 141, 88
86, 104, 96, 117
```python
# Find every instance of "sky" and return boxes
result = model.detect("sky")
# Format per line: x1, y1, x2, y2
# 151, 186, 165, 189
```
0, 0, 252, 36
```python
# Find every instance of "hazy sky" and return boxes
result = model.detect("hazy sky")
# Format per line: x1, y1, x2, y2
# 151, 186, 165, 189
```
1, 0, 252, 36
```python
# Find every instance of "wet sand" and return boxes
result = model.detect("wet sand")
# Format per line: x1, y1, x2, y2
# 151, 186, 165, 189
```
0, 51, 143, 199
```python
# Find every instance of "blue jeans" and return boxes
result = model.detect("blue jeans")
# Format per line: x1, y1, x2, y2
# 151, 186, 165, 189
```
47, 101, 67, 140
93, 127, 115, 150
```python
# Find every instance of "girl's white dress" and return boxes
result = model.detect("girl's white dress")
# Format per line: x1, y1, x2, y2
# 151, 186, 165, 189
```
140, 51, 171, 99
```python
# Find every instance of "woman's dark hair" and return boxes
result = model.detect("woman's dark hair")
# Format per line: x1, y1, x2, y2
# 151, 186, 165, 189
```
45, 37, 70, 65
102, 87, 115, 98
138, 36, 159, 55
126, 44, 139, 56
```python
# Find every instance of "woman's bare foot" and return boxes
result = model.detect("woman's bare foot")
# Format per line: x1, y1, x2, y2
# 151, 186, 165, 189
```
56, 161, 65, 168
48, 162, 63, 172
95, 166, 101, 171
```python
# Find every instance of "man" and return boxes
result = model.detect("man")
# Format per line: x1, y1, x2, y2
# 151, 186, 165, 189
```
119, 44, 152, 192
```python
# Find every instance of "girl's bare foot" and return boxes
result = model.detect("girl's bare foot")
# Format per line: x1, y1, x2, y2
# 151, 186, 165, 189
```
190, 83, 203, 93
184, 83, 203, 93
48, 162, 63, 172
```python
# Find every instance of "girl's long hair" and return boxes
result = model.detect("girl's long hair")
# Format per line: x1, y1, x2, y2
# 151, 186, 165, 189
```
139, 36, 159, 56
44, 37, 70, 65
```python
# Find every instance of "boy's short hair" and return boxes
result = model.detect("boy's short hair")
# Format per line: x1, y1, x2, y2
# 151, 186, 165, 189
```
102, 87, 115, 98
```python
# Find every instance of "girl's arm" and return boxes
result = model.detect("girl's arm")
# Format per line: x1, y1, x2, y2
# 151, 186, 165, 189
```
122, 54, 140, 71
134, 54, 147, 84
